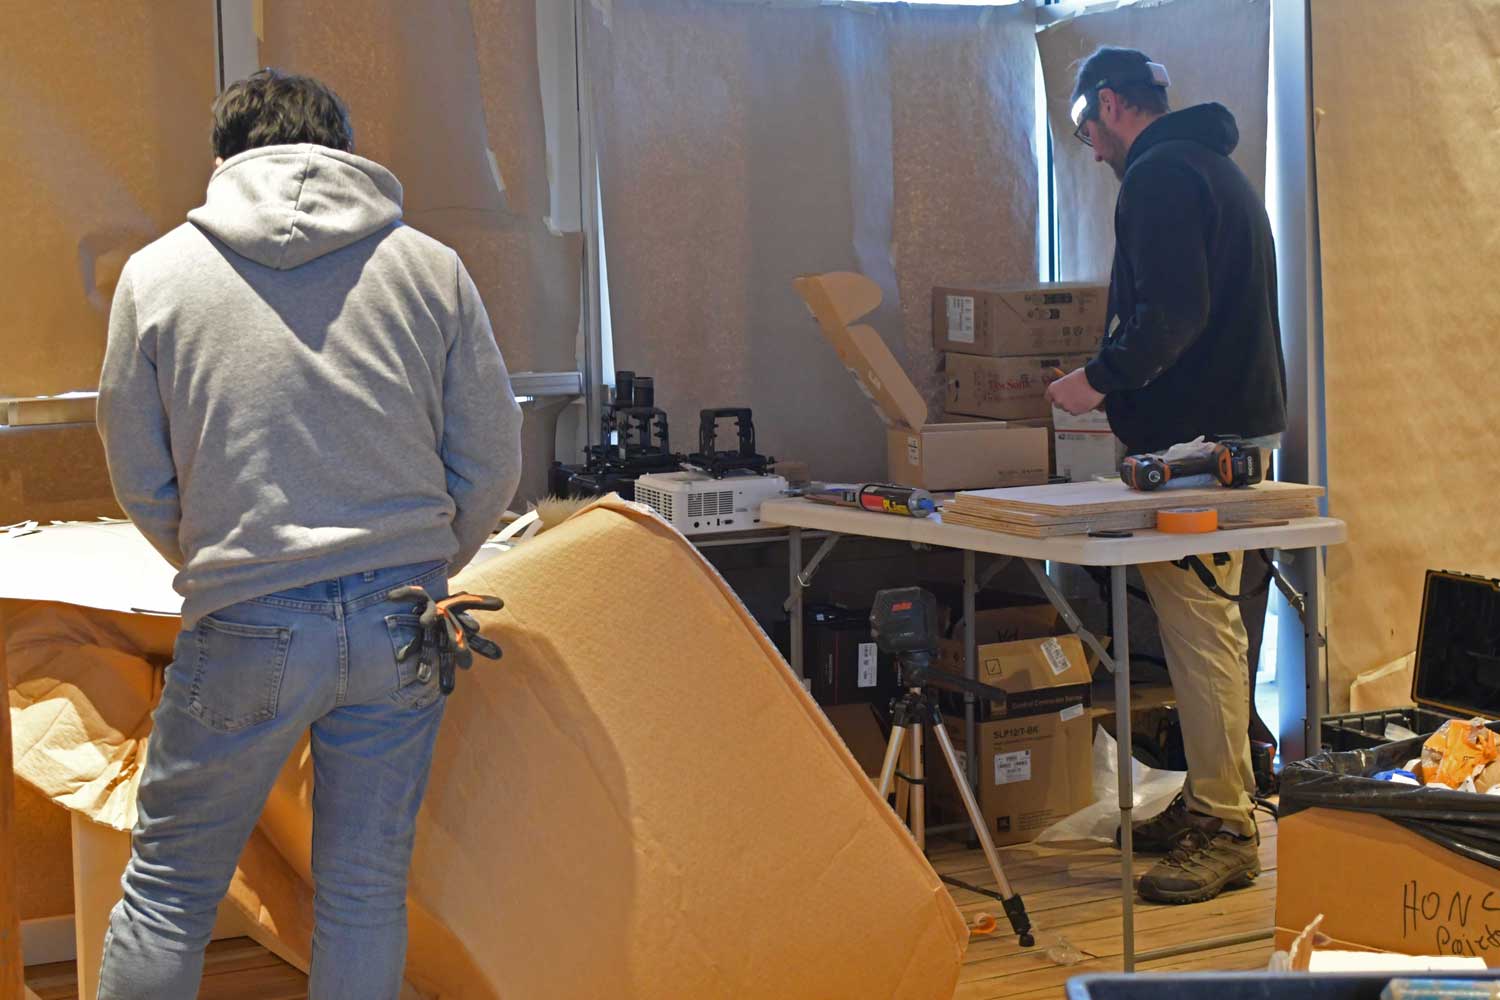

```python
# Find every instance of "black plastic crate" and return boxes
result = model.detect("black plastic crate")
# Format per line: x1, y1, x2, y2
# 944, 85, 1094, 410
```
1320, 707, 1456, 752
1068, 973, 1500, 1000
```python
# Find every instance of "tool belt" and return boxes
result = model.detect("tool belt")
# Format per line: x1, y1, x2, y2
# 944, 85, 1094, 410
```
388, 585, 505, 696
1172, 550, 1307, 616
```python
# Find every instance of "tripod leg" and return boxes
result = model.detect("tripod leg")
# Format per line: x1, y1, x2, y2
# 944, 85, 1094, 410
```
877, 724, 907, 801
910, 723, 925, 851
932, 719, 1035, 948
894, 745, 911, 826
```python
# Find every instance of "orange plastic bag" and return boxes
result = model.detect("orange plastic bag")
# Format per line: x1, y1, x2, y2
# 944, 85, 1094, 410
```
1420, 718, 1500, 789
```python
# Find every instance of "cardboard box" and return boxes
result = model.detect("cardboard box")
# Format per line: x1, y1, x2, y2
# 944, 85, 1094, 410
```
1280, 914, 1490, 973
932, 708, 1094, 847
937, 634, 1093, 717
1276, 807, 1500, 968
945, 353, 1095, 422
885, 423, 1048, 492
933, 283, 1108, 357
928, 634, 1094, 846
951, 603, 1061, 644
806, 614, 898, 708
1049, 405, 1123, 483
795, 272, 1049, 491
0, 424, 123, 524
1056, 432, 1121, 483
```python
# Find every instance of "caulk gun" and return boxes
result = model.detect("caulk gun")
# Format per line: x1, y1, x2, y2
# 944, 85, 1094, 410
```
804, 483, 936, 518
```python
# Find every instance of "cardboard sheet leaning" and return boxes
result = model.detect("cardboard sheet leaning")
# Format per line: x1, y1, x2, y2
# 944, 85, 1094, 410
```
7, 498, 967, 998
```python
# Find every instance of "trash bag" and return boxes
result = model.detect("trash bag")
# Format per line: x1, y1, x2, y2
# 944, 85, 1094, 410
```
1036, 726, 1185, 845
1280, 721, 1500, 871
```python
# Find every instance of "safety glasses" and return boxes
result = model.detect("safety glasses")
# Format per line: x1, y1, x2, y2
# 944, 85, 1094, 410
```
1070, 93, 1095, 147
1069, 61, 1170, 148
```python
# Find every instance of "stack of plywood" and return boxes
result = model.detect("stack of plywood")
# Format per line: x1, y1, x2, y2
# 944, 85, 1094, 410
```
943, 480, 1324, 537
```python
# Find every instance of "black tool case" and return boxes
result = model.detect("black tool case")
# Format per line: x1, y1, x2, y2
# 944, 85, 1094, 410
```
1321, 569, 1500, 751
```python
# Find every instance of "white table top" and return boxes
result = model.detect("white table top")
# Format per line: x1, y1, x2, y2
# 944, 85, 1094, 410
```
0, 520, 511, 617
759, 497, 1346, 567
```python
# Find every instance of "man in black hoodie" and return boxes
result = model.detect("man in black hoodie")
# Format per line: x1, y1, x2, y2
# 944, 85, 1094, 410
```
1046, 47, 1287, 905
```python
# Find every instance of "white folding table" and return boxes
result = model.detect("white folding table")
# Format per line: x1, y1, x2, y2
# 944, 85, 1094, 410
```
760, 496, 1346, 970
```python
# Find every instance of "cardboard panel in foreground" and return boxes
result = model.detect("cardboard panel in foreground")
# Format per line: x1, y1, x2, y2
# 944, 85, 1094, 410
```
418, 499, 968, 997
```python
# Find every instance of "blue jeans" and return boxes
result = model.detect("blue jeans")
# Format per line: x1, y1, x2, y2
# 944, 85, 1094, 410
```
97, 561, 449, 1000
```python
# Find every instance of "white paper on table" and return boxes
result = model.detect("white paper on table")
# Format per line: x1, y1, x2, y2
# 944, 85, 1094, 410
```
0, 520, 511, 617
0, 520, 181, 614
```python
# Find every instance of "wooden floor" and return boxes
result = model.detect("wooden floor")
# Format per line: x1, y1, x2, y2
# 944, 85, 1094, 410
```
940, 807, 1277, 999
25, 812, 1276, 999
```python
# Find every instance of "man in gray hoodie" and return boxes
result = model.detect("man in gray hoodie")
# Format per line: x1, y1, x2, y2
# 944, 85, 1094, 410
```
95, 69, 521, 999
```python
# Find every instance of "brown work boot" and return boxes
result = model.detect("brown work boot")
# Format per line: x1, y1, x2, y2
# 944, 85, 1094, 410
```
1115, 793, 1220, 854
1136, 826, 1260, 905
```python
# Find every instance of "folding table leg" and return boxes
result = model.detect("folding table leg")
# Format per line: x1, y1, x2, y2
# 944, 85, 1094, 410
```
1112, 565, 1136, 972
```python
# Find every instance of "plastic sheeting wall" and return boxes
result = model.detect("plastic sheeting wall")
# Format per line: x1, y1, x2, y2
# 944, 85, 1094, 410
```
260, 0, 581, 503
1037, 0, 1271, 282
1309, 0, 1500, 710
588, 0, 1038, 482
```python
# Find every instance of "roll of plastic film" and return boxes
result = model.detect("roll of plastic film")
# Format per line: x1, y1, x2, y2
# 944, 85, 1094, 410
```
1156, 507, 1218, 534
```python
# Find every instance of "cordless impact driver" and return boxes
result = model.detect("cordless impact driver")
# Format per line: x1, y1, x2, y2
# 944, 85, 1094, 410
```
1119, 438, 1264, 492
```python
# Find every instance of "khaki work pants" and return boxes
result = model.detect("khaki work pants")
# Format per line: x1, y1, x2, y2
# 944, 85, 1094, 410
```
1138, 552, 1258, 838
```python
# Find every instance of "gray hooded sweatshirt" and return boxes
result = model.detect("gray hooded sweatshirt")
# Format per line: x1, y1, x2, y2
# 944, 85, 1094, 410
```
98, 144, 522, 628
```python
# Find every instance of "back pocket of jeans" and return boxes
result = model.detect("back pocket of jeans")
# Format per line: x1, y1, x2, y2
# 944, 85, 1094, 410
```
188, 616, 292, 732
386, 614, 440, 710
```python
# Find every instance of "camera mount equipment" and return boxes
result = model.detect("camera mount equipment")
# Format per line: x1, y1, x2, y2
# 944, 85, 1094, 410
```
685, 408, 773, 478
870, 587, 1036, 948
547, 370, 685, 500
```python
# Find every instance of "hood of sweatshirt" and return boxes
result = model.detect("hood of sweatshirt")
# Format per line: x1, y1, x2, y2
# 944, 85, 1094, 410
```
1127, 103, 1240, 168
186, 144, 403, 270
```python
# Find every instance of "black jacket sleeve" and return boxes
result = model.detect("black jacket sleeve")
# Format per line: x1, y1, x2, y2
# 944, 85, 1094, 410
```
1085, 161, 1213, 395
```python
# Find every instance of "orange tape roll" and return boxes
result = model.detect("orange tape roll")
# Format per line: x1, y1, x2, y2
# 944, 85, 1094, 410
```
1157, 507, 1218, 534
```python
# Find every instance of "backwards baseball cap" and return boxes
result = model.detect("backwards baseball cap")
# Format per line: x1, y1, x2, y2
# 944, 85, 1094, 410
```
1070, 48, 1170, 143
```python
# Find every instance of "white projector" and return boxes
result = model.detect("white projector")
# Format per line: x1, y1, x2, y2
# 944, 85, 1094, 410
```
633, 471, 788, 536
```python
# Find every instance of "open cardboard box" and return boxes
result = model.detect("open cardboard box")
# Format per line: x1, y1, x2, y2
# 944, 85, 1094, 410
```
794, 272, 1048, 492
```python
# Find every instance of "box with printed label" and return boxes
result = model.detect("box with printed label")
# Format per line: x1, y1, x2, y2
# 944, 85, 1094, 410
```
1056, 432, 1122, 483
945, 353, 1096, 422
795, 272, 1049, 491
935, 633, 1094, 720
927, 632, 1095, 846
933, 283, 1108, 357
929, 709, 1094, 848
1051, 404, 1122, 483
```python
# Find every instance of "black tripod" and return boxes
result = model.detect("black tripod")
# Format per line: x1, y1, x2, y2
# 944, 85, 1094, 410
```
871, 591, 1035, 948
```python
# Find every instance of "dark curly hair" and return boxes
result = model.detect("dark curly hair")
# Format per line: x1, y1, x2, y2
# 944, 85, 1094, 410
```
211, 68, 354, 161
